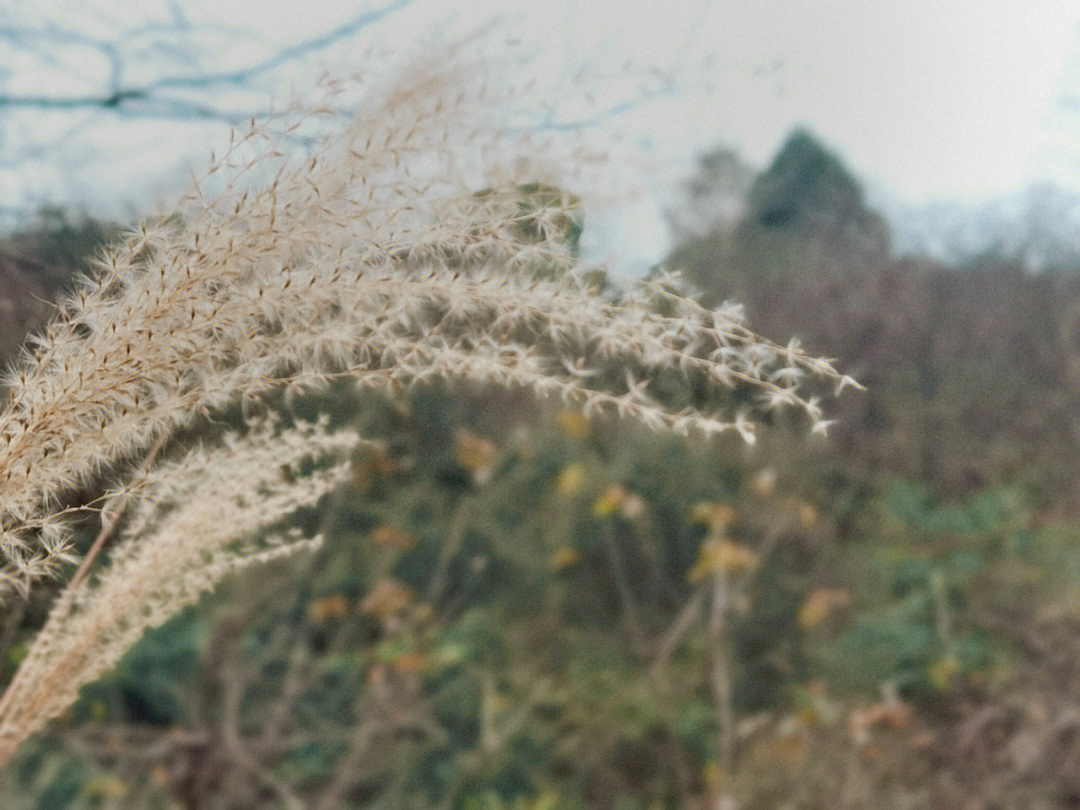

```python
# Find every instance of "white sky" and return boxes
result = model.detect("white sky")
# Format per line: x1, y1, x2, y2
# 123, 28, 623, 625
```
710, 1, 1080, 202
3, 1, 1080, 270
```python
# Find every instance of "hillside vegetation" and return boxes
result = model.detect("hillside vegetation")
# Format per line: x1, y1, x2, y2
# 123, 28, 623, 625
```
3, 129, 1080, 809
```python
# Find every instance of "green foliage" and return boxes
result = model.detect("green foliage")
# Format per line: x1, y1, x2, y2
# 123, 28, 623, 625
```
748, 129, 867, 231
1, 386, 831, 806
10, 120, 1080, 808
812, 483, 1045, 697
77, 609, 209, 727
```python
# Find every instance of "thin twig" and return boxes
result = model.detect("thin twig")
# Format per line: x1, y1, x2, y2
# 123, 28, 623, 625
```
710, 569, 736, 810
427, 494, 474, 604
599, 519, 649, 654
67, 431, 169, 592
0, 433, 170, 731
649, 585, 706, 679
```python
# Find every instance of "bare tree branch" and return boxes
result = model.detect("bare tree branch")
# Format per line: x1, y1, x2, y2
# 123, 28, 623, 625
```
0, 0, 414, 120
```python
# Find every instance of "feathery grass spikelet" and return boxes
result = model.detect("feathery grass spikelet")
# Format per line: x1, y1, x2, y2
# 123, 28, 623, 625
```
0, 48, 852, 599
0, 39, 856, 758
0, 416, 349, 762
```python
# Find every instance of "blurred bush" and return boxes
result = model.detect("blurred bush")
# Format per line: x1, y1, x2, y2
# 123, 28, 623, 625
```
8, 139, 1080, 807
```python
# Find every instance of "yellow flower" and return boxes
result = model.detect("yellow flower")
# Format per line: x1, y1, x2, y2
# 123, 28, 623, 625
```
556, 409, 592, 440
592, 483, 628, 516
556, 463, 586, 495
702, 759, 724, 790
455, 429, 497, 484
689, 538, 759, 581
793, 499, 820, 529
798, 588, 851, 631
691, 501, 739, 533
84, 776, 128, 799
930, 654, 962, 691
550, 547, 581, 570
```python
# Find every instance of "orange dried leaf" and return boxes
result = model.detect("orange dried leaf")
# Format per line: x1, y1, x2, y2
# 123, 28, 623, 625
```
371, 524, 417, 550
359, 579, 414, 617
455, 429, 497, 484
307, 594, 350, 622
393, 651, 426, 673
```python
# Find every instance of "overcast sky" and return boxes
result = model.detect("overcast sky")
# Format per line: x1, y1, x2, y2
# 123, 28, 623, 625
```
712, 1, 1080, 202
231, 0, 1080, 202
2, 1, 1080, 271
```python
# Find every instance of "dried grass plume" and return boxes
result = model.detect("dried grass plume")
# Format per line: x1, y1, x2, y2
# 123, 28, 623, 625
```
0, 37, 856, 765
